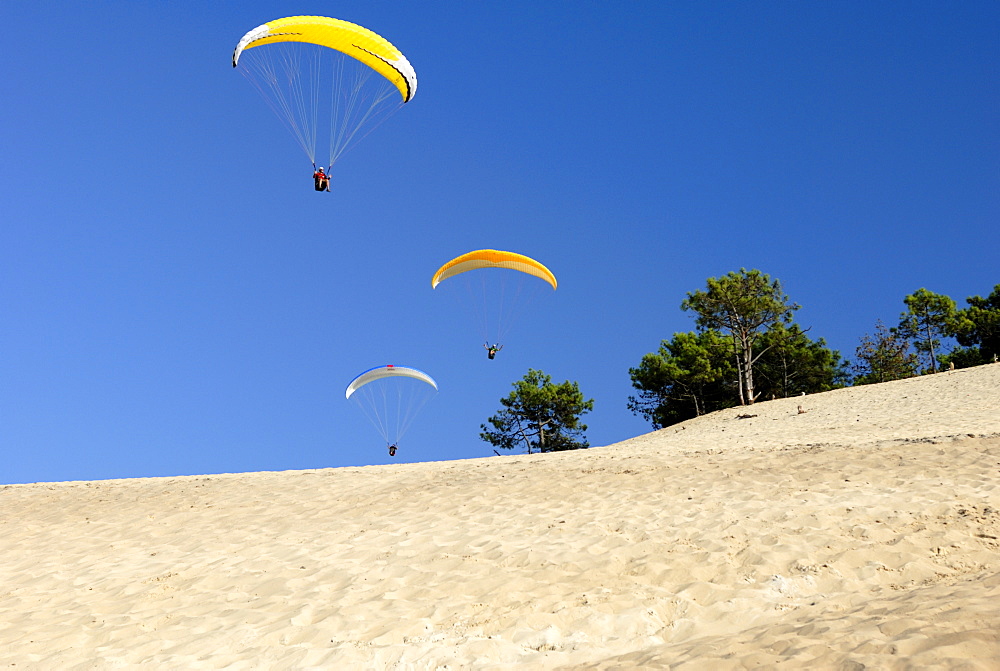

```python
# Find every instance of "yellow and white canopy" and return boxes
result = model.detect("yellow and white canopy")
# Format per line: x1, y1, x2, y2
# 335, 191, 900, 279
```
431, 250, 558, 290
233, 16, 417, 102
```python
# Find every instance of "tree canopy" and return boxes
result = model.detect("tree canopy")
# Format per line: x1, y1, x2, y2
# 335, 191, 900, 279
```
480, 369, 593, 454
896, 288, 957, 373
754, 324, 850, 398
629, 271, 845, 429
948, 283, 1000, 366
627, 330, 736, 428
681, 269, 800, 405
853, 319, 918, 385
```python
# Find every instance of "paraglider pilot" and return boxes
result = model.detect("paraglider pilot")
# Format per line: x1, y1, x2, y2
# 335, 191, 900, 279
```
313, 164, 331, 192
388, 443, 397, 457
484, 343, 503, 360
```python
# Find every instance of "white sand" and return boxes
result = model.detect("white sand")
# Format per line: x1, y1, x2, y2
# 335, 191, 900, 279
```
2, 364, 999, 669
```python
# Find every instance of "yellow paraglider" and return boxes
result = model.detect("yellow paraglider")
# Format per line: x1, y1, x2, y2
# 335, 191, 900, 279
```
432, 250, 557, 357
233, 16, 416, 171
431, 250, 557, 290
233, 16, 417, 102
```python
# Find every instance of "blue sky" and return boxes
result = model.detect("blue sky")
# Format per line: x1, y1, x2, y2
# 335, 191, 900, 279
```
2, 1, 997, 484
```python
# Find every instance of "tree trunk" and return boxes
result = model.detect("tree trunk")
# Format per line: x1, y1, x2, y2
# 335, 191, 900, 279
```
742, 335, 756, 405
923, 319, 938, 372
732, 341, 747, 406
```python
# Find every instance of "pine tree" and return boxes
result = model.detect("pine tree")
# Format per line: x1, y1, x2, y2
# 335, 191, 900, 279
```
853, 320, 918, 384
480, 369, 593, 453
681, 269, 799, 405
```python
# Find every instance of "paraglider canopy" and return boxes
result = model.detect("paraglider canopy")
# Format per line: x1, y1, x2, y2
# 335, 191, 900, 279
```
232, 15, 416, 170
345, 364, 438, 400
431, 250, 558, 350
233, 16, 417, 102
431, 250, 558, 290
345, 364, 439, 450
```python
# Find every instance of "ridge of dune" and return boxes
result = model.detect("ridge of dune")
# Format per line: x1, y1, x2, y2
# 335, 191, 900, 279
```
2, 364, 998, 669
611, 362, 999, 454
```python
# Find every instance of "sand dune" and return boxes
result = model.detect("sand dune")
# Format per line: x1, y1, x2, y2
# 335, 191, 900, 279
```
2, 364, 998, 669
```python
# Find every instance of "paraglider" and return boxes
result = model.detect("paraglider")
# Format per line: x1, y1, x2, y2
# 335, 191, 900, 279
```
432, 249, 557, 356
313, 165, 331, 191
345, 365, 438, 455
233, 16, 417, 185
